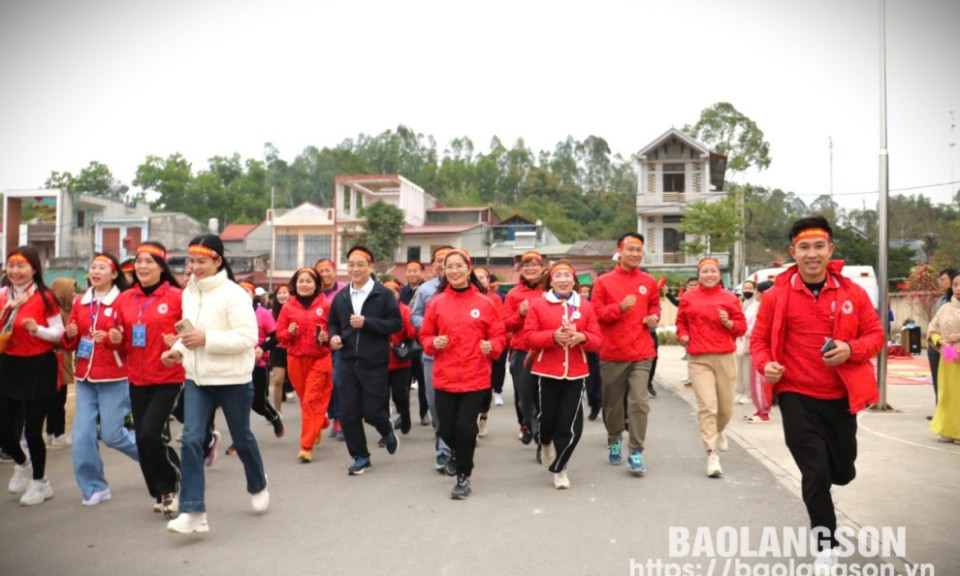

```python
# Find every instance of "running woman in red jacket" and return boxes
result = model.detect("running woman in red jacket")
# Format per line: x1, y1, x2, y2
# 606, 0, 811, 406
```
750, 216, 884, 573
526, 261, 602, 490
591, 233, 660, 476
420, 249, 506, 499
676, 257, 747, 478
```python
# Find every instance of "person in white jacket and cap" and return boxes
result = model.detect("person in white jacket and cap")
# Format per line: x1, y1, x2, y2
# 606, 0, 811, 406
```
161, 234, 268, 534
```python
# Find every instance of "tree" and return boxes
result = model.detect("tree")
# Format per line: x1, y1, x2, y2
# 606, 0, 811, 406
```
45, 161, 122, 197
684, 102, 772, 174
134, 153, 193, 212
677, 197, 741, 257
355, 201, 405, 269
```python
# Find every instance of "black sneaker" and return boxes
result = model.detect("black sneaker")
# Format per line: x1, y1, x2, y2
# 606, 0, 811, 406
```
451, 475, 471, 500
272, 414, 285, 438
648, 384, 657, 398
0, 448, 12, 463
588, 407, 600, 422
520, 426, 533, 445
348, 456, 372, 476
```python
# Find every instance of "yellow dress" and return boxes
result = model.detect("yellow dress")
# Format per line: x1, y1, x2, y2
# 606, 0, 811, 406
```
928, 298, 960, 440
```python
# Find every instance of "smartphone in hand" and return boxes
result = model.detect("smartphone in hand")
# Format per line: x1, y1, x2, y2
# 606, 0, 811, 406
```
820, 338, 837, 355
174, 319, 195, 334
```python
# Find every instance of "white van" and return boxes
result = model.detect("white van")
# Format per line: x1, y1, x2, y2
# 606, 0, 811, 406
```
742, 264, 879, 309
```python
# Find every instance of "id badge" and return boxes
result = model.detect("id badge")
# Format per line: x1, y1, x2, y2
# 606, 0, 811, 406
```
77, 337, 95, 359
132, 324, 147, 348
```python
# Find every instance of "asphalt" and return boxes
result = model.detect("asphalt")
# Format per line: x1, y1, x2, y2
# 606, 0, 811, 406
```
0, 345, 955, 576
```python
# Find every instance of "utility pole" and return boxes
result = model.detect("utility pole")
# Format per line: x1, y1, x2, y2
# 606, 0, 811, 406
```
873, 0, 893, 411
269, 186, 275, 292
829, 136, 834, 198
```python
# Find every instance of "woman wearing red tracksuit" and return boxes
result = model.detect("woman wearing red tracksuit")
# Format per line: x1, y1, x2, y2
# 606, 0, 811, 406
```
421, 249, 506, 499
503, 251, 545, 449
383, 281, 418, 434
526, 261, 602, 490
107, 242, 184, 516
676, 257, 747, 479
276, 267, 333, 463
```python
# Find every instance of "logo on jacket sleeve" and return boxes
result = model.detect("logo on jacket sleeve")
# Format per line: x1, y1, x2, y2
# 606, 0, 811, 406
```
841, 300, 854, 315
470, 309, 480, 319
158, 303, 169, 314
104, 308, 114, 318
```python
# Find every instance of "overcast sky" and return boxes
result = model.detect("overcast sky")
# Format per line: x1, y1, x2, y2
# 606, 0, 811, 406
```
1, 0, 958, 212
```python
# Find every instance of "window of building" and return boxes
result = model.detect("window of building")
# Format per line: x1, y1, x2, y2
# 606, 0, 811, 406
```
303, 234, 332, 266
276, 234, 298, 270
406, 246, 422, 264
343, 187, 351, 213
663, 164, 685, 193
664, 228, 684, 253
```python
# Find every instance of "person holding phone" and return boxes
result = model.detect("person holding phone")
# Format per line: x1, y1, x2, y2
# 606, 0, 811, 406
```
751, 216, 884, 574
161, 234, 267, 534
676, 257, 747, 478
276, 267, 333, 463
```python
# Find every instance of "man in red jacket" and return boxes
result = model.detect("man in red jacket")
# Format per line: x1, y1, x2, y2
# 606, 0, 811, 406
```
750, 215, 884, 573
591, 233, 660, 476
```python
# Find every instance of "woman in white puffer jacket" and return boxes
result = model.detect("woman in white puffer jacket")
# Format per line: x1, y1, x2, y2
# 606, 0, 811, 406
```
162, 234, 268, 535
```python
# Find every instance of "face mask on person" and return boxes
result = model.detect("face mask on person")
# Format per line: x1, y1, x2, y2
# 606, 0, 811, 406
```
742, 291, 754, 300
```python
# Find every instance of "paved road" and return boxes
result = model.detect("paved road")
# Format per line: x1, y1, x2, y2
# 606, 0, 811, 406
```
0, 348, 945, 575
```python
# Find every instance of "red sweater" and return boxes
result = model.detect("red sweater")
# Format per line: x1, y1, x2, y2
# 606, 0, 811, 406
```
421, 286, 506, 393
277, 295, 332, 358
750, 262, 884, 413
675, 284, 747, 355
111, 283, 185, 386
526, 293, 602, 380
591, 265, 660, 362
502, 283, 544, 352
62, 286, 127, 382
0, 287, 60, 357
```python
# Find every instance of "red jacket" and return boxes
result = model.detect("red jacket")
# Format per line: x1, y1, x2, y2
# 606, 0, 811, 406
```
675, 284, 747, 355
421, 286, 506, 393
526, 292, 602, 380
388, 303, 418, 371
62, 286, 127, 382
750, 261, 884, 413
0, 287, 60, 357
591, 265, 660, 362
502, 282, 544, 352
277, 295, 332, 359
110, 282, 185, 386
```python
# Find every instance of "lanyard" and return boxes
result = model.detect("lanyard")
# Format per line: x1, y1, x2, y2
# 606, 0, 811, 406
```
88, 298, 104, 335
134, 293, 159, 324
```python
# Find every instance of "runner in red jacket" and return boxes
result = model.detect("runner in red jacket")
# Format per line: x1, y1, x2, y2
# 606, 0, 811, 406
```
107, 242, 184, 517
276, 267, 333, 463
749, 216, 884, 572
502, 250, 545, 451
474, 266, 506, 438
676, 257, 746, 478
526, 261, 602, 490
384, 280, 418, 435
590, 233, 660, 476
420, 249, 506, 499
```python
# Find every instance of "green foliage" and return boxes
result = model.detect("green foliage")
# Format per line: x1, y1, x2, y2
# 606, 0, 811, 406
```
684, 102, 772, 174
678, 195, 741, 256
46, 161, 122, 197
354, 201, 405, 268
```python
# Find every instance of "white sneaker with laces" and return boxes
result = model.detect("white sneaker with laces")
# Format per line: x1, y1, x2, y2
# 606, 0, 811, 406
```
493, 393, 504, 406
717, 432, 729, 452
82, 488, 112, 506
19, 478, 54, 506
167, 512, 210, 534
553, 470, 570, 489
706, 451, 723, 478
251, 488, 269, 513
8, 462, 32, 494
813, 548, 838, 576
477, 417, 489, 438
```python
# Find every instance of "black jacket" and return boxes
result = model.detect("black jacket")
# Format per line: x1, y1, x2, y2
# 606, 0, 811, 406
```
329, 282, 402, 368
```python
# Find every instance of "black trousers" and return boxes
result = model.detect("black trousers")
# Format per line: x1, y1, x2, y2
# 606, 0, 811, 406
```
435, 388, 485, 477
509, 351, 539, 436
45, 386, 67, 437
129, 384, 182, 499
338, 361, 392, 459
585, 352, 602, 411
779, 392, 857, 549
388, 366, 412, 434
252, 366, 280, 423
412, 353, 428, 419
0, 397, 51, 478
481, 354, 508, 413
647, 327, 659, 387
538, 377, 585, 473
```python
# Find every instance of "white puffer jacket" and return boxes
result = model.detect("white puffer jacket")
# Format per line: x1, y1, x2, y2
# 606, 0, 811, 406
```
173, 270, 257, 386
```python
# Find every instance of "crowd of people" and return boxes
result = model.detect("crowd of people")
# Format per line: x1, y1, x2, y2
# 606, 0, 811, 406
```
0, 214, 953, 574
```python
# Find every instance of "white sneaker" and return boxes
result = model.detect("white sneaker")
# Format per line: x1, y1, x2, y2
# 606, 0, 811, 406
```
553, 470, 570, 489
161, 493, 179, 519
167, 512, 210, 534
706, 451, 723, 478
813, 548, 838, 576
8, 462, 32, 494
19, 478, 54, 506
541, 442, 556, 470
493, 393, 504, 406
477, 417, 489, 438
717, 432, 729, 452
50, 435, 71, 448
251, 488, 269, 513
82, 488, 112, 506
736, 394, 749, 405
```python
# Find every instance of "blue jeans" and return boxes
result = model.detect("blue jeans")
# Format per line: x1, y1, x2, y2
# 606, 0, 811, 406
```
71, 379, 139, 500
422, 355, 450, 457
180, 380, 267, 513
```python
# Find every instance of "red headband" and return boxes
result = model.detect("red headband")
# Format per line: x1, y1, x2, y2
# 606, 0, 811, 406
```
137, 245, 167, 259
618, 236, 644, 249
698, 258, 721, 271
383, 280, 402, 291
294, 267, 319, 282
347, 248, 374, 264
520, 251, 543, 264
93, 255, 117, 271
793, 228, 831, 245
239, 281, 256, 292
121, 261, 134, 273
446, 249, 472, 267
550, 262, 575, 277
434, 248, 453, 262
7, 254, 28, 264
189, 245, 219, 259
315, 260, 335, 271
